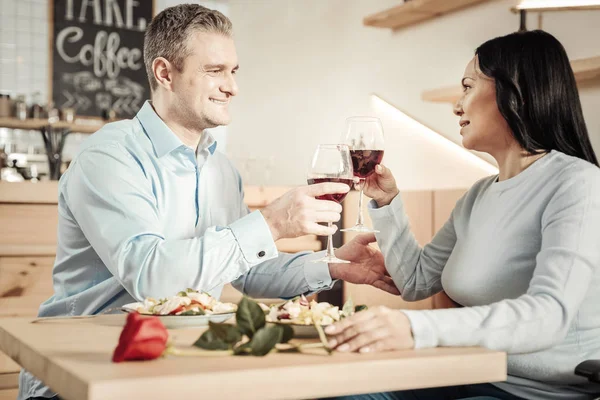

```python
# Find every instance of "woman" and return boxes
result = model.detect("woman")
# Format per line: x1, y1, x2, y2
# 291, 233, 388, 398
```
325, 30, 600, 400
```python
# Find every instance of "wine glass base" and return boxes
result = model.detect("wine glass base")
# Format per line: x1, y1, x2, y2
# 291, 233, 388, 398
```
340, 225, 380, 233
310, 255, 351, 264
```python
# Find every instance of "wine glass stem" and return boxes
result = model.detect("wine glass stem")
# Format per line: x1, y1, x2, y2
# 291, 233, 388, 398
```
326, 222, 335, 258
357, 181, 365, 227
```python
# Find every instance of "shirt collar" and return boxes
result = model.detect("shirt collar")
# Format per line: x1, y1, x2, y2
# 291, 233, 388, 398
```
199, 131, 218, 155
136, 101, 218, 158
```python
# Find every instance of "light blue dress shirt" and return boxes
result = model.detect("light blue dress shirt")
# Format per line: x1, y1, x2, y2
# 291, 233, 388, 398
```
18, 101, 333, 399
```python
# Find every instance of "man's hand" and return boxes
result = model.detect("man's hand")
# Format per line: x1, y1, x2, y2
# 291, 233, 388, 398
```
261, 183, 350, 241
329, 233, 399, 295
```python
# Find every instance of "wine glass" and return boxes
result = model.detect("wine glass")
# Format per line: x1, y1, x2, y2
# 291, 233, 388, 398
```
307, 144, 354, 263
340, 116, 385, 233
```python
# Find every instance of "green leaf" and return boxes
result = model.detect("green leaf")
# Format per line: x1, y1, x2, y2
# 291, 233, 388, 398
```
342, 297, 354, 317
209, 322, 242, 345
236, 297, 266, 339
177, 291, 188, 297
355, 305, 368, 313
193, 330, 230, 351
279, 324, 294, 344
186, 288, 196, 293
250, 326, 283, 356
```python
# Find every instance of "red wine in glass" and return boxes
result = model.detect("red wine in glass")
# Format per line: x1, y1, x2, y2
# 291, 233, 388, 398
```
307, 144, 353, 264
340, 116, 385, 233
307, 177, 354, 203
350, 150, 384, 179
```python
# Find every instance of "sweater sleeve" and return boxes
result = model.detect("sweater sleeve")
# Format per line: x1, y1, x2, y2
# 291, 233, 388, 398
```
401, 168, 600, 352
368, 193, 462, 301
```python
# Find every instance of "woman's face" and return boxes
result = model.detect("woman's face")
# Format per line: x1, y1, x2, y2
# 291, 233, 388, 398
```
454, 56, 513, 154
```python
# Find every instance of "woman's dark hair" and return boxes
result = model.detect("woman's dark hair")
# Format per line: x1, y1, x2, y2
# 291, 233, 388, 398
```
476, 30, 598, 166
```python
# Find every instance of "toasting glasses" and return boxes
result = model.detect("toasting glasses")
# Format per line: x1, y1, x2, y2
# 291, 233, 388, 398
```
340, 116, 385, 233
307, 144, 354, 263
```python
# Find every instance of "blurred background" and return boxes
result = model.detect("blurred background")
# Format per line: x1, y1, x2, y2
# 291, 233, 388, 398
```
0, 0, 597, 189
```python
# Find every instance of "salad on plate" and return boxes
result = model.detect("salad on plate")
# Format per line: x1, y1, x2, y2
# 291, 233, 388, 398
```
122, 288, 237, 316
261, 295, 355, 326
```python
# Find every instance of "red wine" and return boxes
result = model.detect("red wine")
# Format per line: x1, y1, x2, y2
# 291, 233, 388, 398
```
350, 150, 384, 178
307, 178, 353, 203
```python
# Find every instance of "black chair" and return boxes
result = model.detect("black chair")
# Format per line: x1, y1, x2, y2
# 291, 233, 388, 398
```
575, 360, 600, 383
575, 360, 600, 400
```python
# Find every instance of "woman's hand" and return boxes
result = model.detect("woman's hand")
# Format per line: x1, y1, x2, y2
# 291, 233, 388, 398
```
363, 164, 399, 207
325, 306, 414, 353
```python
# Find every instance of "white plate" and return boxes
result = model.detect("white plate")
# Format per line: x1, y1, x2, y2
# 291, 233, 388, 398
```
121, 303, 234, 329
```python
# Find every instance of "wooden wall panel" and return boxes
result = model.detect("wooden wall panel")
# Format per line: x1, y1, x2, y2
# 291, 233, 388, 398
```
342, 191, 433, 246
0, 205, 58, 247
0, 388, 18, 400
431, 189, 467, 309
433, 189, 467, 233
0, 256, 55, 301
0, 182, 58, 204
0, 371, 18, 390
342, 190, 434, 310
342, 189, 469, 310
0, 360, 19, 383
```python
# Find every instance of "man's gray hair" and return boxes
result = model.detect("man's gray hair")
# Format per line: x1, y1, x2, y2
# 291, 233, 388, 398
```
144, 4, 233, 91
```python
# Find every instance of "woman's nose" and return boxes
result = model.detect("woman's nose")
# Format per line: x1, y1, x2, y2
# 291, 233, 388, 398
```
453, 97, 463, 116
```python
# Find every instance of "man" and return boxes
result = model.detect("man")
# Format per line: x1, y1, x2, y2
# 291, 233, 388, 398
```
18, 5, 397, 399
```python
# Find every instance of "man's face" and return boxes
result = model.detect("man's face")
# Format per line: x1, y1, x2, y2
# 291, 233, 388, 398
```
171, 31, 239, 130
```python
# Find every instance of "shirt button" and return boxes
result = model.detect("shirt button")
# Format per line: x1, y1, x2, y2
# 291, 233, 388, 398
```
257, 250, 266, 258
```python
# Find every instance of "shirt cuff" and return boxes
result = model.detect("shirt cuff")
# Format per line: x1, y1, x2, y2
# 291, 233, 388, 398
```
400, 310, 438, 349
229, 210, 278, 266
301, 251, 336, 292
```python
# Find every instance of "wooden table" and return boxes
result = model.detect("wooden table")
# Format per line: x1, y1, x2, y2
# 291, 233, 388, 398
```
0, 315, 506, 400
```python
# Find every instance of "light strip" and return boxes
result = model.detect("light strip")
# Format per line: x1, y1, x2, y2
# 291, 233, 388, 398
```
515, 0, 600, 10
370, 94, 499, 175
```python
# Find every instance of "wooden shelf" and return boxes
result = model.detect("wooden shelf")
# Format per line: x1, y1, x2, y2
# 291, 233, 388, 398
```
572, 55, 600, 82
363, 0, 492, 30
0, 117, 105, 134
512, 3, 600, 13
422, 55, 600, 104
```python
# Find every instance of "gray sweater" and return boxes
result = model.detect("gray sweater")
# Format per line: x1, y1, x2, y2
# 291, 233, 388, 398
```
369, 151, 600, 399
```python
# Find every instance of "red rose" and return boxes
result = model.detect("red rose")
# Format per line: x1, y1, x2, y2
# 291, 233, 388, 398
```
112, 312, 169, 362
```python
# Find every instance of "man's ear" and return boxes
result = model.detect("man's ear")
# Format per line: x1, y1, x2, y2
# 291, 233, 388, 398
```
153, 57, 174, 91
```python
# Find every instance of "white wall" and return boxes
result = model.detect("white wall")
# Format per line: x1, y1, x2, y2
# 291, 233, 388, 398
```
1, 0, 598, 186
225, 0, 600, 189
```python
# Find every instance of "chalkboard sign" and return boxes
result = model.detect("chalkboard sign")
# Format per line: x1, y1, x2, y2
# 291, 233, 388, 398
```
50, 0, 154, 119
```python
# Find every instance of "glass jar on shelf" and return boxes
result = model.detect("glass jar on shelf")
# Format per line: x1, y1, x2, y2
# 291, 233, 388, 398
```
30, 92, 44, 119
0, 94, 12, 118
14, 95, 27, 121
